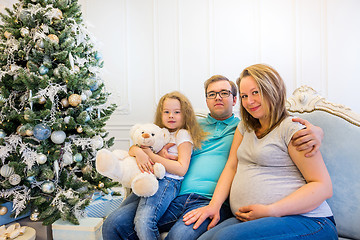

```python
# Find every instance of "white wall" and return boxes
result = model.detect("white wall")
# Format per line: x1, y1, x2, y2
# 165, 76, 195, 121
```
2, 0, 360, 150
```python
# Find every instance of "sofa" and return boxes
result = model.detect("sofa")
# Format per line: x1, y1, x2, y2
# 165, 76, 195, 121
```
286, 86, 360, 240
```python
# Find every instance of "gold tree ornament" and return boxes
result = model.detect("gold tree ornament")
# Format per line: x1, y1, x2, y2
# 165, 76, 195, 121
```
26, 129, 33, 136
4, 31, 12, 39
38, 96, 46, 104
0, 206, 8, 215
20, 27, 29, 37
61, 98, 69, 107
48, 34, 59, 44
68, 94, 81, 107
76, 126, 83, 133
16, 125, 27, 136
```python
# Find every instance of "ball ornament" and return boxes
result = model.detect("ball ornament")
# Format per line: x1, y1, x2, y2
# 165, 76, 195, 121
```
68, 94, 81, 107
50, 130, 66, 144
1, 165, 15, 178
33, 123, 51, 140
37, 153, 47, 164
0, 206, 8, 216
9, 174, 21, 185
48, 34, 59, 44
41, 181, 55, 193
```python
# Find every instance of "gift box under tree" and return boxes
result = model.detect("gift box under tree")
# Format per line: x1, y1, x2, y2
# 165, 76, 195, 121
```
52, 217, 103, 240
85, 191, 123, 218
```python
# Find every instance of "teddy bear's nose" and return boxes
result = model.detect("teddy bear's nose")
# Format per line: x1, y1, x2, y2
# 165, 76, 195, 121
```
142, 133, 150, 138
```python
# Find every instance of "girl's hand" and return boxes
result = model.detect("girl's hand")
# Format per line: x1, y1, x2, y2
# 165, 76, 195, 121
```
135, 147, 154, 173
291, 118, 324, 157
183, 205, 221, 230
235, 204, 271, 222
158, 143, 178, 160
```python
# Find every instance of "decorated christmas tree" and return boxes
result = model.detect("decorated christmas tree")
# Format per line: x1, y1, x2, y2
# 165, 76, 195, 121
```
0, 0, 118, 225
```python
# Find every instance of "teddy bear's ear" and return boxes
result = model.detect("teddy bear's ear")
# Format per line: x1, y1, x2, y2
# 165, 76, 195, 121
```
129, 124, 142, 138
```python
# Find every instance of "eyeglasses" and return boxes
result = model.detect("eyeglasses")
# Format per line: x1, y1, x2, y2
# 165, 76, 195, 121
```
206, 90, 232, 99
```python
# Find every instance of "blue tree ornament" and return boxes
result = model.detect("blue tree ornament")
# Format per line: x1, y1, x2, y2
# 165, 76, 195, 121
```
27, 176, 36, 183
39, 65, 49, 75
0, 129, 6, 139
95, 52, 103, 60
73, 153, 83, 162
33, 124, 51, 140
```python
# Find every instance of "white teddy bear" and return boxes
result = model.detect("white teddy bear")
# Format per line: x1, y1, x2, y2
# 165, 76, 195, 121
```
96, 123, 170, 197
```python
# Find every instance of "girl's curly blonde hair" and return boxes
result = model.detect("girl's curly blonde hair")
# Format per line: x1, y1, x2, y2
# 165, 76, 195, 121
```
154, 91, 207, 149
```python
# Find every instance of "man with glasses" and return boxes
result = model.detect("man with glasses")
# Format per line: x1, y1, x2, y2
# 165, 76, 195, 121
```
102, 75, 323, 240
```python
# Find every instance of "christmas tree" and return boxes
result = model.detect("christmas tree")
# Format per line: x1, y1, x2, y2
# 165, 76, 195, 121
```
0, 0, 118, 225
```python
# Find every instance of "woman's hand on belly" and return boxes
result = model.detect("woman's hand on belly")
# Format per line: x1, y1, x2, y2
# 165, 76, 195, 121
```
235, 204, 273, 222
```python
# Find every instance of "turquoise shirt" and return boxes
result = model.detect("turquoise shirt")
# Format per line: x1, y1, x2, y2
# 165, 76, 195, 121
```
179, 114, 240, 198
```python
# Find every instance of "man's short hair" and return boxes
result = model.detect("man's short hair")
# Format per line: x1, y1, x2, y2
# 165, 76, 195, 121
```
204, 75, 237, 97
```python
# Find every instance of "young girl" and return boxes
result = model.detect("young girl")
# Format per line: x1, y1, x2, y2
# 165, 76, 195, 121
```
133, 91, 207, 240
183, 64, 337, 239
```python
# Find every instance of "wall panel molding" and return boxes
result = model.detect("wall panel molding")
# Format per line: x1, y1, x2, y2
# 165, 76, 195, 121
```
105, 124, 133, 150
116, 0, 130, 115
153, 0, 160, 105
254, 0, 261, 63
320, 0, 328, 97
294, 0, 302, 87
208, 0, 215, 76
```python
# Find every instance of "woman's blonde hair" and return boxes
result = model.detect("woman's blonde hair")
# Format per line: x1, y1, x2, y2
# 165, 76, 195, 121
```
154, 91, 207, 149
236, 64, 289, 136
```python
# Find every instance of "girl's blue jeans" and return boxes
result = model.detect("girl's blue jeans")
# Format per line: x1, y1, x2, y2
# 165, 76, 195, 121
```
198, 215, 338, 240
102, 176, 182, 240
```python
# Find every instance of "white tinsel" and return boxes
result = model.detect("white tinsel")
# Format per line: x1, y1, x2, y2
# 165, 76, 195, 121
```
0, 186, 30, 218
70, 21, 88, 47
63, 142, 73, 154
87, 65, 101, 74
73, 198, 87, 219
1, 92, 26, 116
0, 69, 6, 82
21, 148, 38, 170
33, 84, 67, 124
69, 52, 75, 71
8, 64, 21, 75
51, 189, 76, 214
3, 38, 20, 69
68, 135, 94, 150
74, 55, 88, 67
5, 134, 23, 149
23, 3, 45, 18
0, 145, 12, 164
32, 27, 47, 42
1, 134, 39, 169
34, 83, 67, 100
